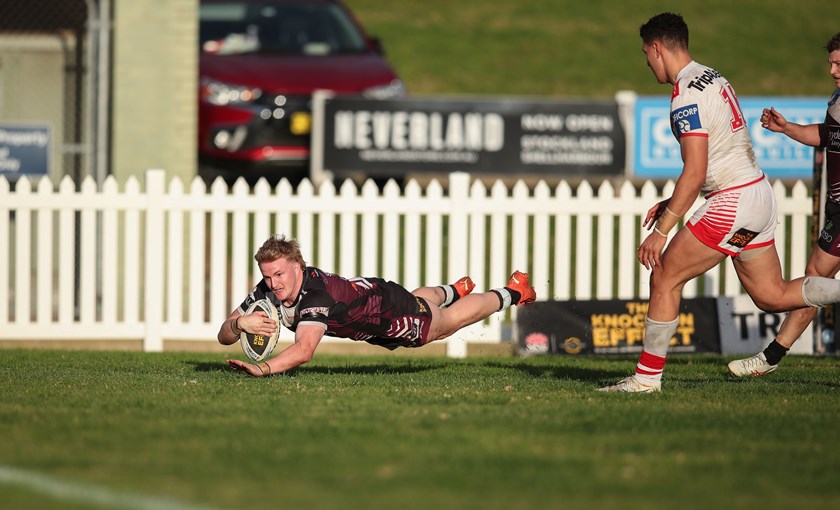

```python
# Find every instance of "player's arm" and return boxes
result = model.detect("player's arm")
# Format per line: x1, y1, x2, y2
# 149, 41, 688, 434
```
217, 308, 277, 345
670, 135, 708, 215
638, 135, 707, 270
218, 310, 243, 345
226, 325, 324, 377
761, 107, 825, 147
269, 325, 324, 372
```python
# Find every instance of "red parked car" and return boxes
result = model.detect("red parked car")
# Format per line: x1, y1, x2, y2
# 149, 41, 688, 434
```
198, 0, 404, 183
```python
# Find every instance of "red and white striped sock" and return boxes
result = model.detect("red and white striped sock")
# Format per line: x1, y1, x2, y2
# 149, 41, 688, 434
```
634, 316, 678, 385
635, 350, 667, 385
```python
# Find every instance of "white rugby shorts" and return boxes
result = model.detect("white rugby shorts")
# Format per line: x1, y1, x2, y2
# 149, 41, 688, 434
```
685, 175, 777, 257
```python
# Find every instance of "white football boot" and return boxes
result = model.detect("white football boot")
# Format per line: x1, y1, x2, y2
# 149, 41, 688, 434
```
727, 352, 778, 377
598, 375, 661, 393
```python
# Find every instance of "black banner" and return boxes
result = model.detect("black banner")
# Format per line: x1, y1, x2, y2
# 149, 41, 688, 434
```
517, 298, 721, 356
317, 96, 625, 177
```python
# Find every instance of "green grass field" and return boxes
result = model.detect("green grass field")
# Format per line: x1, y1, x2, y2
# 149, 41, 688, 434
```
1, 349, 839, 510
346, 0, 840, 97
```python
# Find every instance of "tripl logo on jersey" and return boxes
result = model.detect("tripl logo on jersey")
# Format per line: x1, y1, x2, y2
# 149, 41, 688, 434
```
670, 104, 701, 137
828, 126, 840, 153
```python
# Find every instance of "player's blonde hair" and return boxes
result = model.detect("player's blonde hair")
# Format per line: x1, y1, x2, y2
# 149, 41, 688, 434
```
255, 235, 307, 267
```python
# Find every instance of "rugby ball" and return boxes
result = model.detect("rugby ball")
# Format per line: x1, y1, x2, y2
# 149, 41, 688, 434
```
239, 298, 281, 362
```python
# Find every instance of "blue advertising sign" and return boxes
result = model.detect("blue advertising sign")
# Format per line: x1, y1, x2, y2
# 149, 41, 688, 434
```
0, 124, 50, 177
633, 96, 826, 179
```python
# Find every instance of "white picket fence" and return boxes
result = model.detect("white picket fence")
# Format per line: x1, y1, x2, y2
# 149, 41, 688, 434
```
0, 169, 811, 357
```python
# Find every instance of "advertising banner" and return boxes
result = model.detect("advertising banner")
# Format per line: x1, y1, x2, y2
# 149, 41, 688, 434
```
633, 96, 825, 180
0, 124, 50, 178
314, 95, 625, 178
516, 298, 721, 356
717, 295, 814, 355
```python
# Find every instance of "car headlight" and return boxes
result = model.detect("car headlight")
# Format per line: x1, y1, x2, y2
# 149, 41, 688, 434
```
362, 79, 406, 99
200, 78, 262, 106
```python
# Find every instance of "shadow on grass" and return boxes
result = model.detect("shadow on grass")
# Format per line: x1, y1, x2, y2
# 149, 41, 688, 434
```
187, 361, 230, 373
186, 360, 439, 377
481, 360, 630, 384
289, 363, 439, 376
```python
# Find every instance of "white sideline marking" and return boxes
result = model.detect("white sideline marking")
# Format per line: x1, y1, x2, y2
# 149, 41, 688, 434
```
0, 465, 223, 510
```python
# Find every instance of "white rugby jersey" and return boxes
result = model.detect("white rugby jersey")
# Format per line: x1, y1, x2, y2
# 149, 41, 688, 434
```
670, 60, 762, 194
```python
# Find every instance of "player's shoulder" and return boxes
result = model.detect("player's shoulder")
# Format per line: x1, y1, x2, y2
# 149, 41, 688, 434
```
828, 88, 840, 107
241, 279, 272, 310
674, 61, 725, 99
298, 267, 334, 303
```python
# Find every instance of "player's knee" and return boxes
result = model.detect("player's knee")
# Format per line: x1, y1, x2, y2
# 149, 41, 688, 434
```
752, 297, 784, 314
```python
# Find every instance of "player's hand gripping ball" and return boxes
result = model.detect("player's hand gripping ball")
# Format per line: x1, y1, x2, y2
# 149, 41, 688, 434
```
240, 298, 280, 362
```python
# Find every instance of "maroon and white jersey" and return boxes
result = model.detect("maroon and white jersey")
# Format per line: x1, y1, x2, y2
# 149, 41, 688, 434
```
238, 267, 433, 350
669, 61, 763, 194
823, 88, 840, 202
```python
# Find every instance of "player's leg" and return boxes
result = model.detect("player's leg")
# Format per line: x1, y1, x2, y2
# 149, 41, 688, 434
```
411, 276, 476, 307
600, 229, 725, 392
425, 271, 535, 340
729, 246, 840, 376
731, 243, 840, 312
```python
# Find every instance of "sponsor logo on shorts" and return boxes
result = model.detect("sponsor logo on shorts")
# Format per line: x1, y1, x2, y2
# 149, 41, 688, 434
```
727, 228, 759, 248
415, 297, 428, 314
821, 219, 835, 245
670, 104, 702, 137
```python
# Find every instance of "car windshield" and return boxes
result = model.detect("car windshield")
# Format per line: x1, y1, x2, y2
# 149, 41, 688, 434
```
199, 2, 368, 56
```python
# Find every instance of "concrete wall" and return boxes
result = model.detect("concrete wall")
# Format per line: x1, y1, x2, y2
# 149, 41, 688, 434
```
111, 0, 197, 186
0, 35, 73, 183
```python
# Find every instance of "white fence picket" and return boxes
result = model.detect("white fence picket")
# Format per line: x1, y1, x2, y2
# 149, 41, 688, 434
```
576, 181, 594, 300
80, 177, 98, 324
596, 181, 615, 300
403, 180, 423, 292
425, 180, 444, 287
0, 169, 815, 355
36, 177, 53, 324
554, 181, 572, 300
56, 177, 75, 325
533, 181, 551, 304
14, 177, 31, 325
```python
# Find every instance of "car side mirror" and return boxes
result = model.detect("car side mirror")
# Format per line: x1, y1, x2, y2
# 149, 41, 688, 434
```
369, 36, 384, 55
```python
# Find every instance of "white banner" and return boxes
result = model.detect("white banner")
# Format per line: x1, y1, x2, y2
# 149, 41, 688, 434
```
717, 295, 814, 355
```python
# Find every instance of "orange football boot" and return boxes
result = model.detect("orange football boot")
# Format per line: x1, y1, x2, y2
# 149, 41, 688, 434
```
506, 271, 536, 305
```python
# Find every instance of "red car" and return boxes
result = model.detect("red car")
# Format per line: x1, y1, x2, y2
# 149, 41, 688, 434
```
198, 0, 404, 182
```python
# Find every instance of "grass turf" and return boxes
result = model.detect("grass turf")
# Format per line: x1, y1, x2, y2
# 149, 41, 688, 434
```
1, 349, 838, 510
345, 0, 840, 97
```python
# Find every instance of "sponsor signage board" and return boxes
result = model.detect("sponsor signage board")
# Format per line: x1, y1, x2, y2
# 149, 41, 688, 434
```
516, 298, 721, 356
633, 96, 825, 179
0, 124, 50, 178
313, 95, 626, 178
717, 295, 814, 355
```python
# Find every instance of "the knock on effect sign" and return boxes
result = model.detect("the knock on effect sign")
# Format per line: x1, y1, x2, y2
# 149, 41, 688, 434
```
0, 124, 50, 177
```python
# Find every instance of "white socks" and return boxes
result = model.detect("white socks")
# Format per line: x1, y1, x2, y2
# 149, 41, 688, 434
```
635, 316, 678, 385
801, 276, 840, 307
